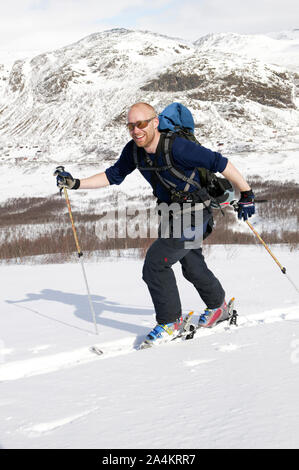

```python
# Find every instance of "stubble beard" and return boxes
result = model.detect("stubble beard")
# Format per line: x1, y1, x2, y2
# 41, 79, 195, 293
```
132, 126, 156, 150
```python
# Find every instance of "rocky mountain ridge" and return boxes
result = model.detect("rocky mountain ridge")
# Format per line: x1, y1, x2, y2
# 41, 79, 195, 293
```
0, 28, 298, 165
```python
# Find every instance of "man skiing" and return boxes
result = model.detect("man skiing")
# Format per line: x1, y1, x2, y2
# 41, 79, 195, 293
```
55, 102, 255, 345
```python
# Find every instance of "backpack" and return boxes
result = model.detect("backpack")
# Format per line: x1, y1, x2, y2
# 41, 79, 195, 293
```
133, 102, 234, 210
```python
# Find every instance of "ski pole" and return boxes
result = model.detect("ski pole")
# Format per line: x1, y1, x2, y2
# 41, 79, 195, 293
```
231, 201, 299, 295
245, 219, 286, 273
64, 186, 98, 334
244, 219, 299, 295
54, 167, 98, 335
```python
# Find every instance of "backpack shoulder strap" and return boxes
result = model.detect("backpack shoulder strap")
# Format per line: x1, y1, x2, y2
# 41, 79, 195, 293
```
162, 132, 202, 191
133, 141, 139, 167
132, 138, 177, 198
133, 137, 171, 172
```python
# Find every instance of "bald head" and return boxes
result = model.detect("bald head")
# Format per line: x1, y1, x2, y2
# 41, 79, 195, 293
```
128, 102, 157, 118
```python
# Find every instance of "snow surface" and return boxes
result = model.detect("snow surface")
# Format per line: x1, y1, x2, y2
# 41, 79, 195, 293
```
0, 28, 299, 450
1, 245, 299, 449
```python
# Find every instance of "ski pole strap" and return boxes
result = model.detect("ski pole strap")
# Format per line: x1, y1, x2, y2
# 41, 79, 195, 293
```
63, 187, 83, 257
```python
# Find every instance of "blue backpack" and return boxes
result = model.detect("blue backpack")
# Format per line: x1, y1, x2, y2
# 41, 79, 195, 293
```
158, 102, 195, 134
158, 102, 234, 208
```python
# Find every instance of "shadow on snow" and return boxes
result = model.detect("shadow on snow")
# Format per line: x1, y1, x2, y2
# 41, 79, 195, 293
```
6, 289, 153, 336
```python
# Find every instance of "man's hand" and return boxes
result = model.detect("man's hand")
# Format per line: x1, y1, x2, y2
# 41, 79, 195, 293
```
237, 189, 255, 221
54, 166, 80, 190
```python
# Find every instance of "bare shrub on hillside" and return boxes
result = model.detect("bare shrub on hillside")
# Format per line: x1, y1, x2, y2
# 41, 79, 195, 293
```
0, 178, 298, 262
206, 177, 299, 249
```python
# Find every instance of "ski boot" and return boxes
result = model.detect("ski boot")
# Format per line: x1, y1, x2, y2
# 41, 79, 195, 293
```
140, 316, 183, 349
198, 300, 229, 328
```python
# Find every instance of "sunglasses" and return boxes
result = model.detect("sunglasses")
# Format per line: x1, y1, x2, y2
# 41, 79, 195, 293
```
126, 117, 156, 132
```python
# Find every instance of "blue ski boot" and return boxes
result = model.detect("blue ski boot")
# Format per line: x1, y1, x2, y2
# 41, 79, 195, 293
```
140, 316, 183, 348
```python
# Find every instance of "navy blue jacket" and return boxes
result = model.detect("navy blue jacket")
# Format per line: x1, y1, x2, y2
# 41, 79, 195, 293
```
105, 136, 228, 204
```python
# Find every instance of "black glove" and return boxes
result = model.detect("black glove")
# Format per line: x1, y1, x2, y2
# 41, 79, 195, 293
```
237, 189, 255, 221
54, 166, 80, 190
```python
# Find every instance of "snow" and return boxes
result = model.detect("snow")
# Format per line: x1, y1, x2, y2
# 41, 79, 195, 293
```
0, 27, 299, 450
1, 245, 299, 449
195, 30, 299, 71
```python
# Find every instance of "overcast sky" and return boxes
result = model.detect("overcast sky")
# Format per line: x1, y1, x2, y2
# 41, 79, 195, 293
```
0, 0, 298, 54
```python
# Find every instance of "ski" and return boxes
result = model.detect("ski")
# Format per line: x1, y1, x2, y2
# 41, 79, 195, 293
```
138, 297, 238, 350
90, 298, 238, 355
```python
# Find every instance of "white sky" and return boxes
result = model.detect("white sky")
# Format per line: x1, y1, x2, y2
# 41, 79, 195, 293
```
0, 0, 298, 54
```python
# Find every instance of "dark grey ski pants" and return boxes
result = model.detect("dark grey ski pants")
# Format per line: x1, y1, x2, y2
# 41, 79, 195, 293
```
142, 235, 225, 325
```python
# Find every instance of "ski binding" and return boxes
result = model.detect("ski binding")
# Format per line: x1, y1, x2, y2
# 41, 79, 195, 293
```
185, 297, 238, 340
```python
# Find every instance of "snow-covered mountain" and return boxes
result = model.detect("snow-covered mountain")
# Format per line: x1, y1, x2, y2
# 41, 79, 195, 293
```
0, 28, 299, 203
195, 29, 299, 71
0, 30, 194, 148
1, 29, 298, 151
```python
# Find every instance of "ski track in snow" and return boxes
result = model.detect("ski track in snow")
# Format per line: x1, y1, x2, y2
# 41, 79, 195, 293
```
214, 342, 254, 352
28, 345, 52, 354
19, 408, 99, 438
184, 358, 215, 367
0, 305, 298, 383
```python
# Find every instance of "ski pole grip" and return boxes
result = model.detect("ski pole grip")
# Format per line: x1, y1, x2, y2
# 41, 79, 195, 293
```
55, 165, 65, 173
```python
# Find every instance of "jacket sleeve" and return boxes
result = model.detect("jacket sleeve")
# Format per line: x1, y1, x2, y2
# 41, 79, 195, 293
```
105, 141, 137, 185
172, 137, 228, 173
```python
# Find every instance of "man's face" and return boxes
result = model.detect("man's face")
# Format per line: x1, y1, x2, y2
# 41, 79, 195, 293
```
127, 106, 158, 149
